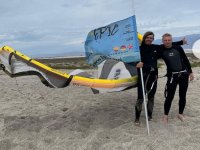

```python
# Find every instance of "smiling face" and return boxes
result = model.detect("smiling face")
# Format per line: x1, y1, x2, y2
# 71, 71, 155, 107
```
144, 34, 154, 45
162, 34, 173, 48
142, 31, 154, 45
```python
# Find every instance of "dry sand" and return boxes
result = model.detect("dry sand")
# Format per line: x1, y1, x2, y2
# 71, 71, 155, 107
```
0, 67, 200, 150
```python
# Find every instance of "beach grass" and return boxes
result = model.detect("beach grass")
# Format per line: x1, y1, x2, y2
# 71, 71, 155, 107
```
191, 61, 200, 68
36, 57, 94, 69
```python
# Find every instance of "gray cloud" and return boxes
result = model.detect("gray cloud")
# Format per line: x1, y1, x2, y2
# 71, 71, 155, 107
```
0, 0, 199, 57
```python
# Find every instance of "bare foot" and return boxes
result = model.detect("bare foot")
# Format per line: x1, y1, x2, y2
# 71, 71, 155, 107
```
134, 119, 140, 127
163, 115, 168, 124
148, 116, 153, 121
177, 114, 186, 122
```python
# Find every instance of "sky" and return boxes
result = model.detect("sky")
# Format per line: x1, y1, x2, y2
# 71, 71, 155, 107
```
0, 0, 200, 57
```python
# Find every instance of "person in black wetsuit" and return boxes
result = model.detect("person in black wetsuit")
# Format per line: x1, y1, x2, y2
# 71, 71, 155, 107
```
160, 33, 194, 123
134, 31, 186, 125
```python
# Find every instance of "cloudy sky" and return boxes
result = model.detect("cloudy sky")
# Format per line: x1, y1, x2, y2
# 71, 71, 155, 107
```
0, 0, 199, 57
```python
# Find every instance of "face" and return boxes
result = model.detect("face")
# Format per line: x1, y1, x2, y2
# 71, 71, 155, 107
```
162, 36, 173, 48
144, 35, 154, 45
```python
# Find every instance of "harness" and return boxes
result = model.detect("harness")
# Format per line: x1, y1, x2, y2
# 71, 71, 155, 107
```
145, 67, 157, 95
169, 69, 187, 84
164, 69, 187, 98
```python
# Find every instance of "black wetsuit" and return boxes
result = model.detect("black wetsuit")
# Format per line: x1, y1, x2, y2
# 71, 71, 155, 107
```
135, 44, 159, 121
160, 45, 192, 115
135, 41, 183, 121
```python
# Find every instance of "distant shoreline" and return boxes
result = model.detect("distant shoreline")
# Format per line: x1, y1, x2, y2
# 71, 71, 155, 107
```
35, 52, 199, 62
36, 56, 93, 69
36, 56, 86, 63
36, 55, 85, 59
33, 52, 199, 69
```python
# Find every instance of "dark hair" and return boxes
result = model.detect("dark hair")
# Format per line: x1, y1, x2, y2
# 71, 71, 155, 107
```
142, 31, 154, 45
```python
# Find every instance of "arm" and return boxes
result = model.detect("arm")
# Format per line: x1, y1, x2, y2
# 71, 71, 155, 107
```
172, 37, 187, 45
178, 47, 194, 80
172, 40, 183, 46
178, 47, 192, 73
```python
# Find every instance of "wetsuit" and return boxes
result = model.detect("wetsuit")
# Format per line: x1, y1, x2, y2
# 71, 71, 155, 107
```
160, 45, 192, 115
135, 41, 183, 121
135, 44, 159, 121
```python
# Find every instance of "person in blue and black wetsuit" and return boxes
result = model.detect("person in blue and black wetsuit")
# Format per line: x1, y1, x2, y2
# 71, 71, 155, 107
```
134, 31, 186, 125
160, 33, 194, 124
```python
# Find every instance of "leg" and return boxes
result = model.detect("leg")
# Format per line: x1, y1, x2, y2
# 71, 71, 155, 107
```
163, 115, 169, 124
135, 99, 143, 124
135, 69, 148, 123
177, 73, 189, 121
163, 78, 177, 124
147, 97, 154, 120
146, 71, 158, 120
164, 76, 178, 115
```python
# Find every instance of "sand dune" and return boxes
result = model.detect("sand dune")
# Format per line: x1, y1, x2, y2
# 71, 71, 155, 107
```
0, 67, 200, 150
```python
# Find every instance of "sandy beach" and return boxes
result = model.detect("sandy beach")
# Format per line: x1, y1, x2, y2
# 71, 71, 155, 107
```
0, 66, 200, 150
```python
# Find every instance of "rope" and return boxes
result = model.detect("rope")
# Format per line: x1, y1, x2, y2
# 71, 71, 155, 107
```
144, 68, 158, 96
